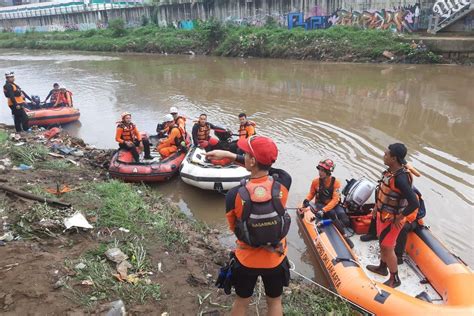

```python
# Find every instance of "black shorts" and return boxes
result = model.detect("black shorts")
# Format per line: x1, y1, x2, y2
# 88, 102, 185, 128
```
232, 257, 290, 299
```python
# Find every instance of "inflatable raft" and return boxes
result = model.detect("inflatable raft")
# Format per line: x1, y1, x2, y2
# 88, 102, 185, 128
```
25, 106, 80, 127
180, 147, 250, 191
297, 179, 474, 315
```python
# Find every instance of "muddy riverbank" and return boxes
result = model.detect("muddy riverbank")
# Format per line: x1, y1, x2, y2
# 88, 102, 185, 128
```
0, 125, 349, 314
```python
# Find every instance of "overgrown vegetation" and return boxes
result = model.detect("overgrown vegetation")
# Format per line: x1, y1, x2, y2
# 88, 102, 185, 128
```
8, 143, 48, 165
0, 25, 441, 63
283, 284, 352, 315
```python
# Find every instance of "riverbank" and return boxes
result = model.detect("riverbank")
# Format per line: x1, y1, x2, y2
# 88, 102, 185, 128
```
0, 23, 450, 64
0, 125, 350, 314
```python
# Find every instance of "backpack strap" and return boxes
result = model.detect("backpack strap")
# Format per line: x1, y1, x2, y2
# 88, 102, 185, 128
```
271, 180, 286, 216
329, 176, 335, 190
238, 184, 253, 222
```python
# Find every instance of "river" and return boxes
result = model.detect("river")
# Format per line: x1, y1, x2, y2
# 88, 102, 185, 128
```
1, 49, 472, 281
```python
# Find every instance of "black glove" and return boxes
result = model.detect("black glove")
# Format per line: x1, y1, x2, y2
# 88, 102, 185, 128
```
303, 199, 310, 208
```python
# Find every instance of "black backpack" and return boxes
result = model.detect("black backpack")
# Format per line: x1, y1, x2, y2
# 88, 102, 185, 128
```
234, 177, 291, 248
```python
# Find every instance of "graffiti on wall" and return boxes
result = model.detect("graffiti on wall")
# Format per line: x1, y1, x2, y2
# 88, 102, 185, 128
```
433, 0, 471, 18
328, 5, 422, 33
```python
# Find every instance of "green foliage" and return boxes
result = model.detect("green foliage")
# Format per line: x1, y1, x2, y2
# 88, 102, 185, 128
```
0, 130, 7, 144
283, 285, 352, 315
109, 18, 126, 37
141, 15, 149, 27
9, 143, 48, 165
0, 25, 441, 63
38, 159, 74, 171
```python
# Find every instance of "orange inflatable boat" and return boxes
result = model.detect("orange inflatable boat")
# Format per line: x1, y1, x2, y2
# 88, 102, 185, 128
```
297, 205, 474, 315
25, 106, 80, 127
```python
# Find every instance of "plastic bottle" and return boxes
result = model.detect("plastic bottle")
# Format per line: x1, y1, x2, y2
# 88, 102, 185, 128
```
318, 219, 332, 227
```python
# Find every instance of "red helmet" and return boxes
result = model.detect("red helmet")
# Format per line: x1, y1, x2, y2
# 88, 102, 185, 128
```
317, 159, 335, 173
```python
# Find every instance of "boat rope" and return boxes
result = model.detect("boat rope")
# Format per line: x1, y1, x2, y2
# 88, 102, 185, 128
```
288, 259, 372, 314
309, 217, 384, 296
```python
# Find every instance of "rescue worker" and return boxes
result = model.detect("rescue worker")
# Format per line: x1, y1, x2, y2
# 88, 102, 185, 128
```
3, 72, 31, 132
157, 114, 185, 159
366, 143, 419, 288
206, 135, 292, 316
191, 113, 226, 151
170, 106, 186, 137
361, 187, 426, 265
238, 113, 256, 139
229, 113, 257, 153
301, 159, 354, 249
115, 112, 152, 163
54, 87, 73, 107
44, 83, 60, 105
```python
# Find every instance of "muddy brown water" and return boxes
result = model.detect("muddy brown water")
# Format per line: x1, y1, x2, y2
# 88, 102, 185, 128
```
1, 50, 472, 283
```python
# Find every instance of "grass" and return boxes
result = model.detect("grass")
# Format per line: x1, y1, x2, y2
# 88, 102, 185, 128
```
65, 240, 161, 308
0, 24, 441, 63
0, 130, 8, 144
75, 180, 189, 249
9, 143, 48, 166
38, 159, 75, 171
283, 284, 352, 315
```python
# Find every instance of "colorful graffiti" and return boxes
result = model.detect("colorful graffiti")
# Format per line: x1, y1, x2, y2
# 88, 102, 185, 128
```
328, 6, 421, 33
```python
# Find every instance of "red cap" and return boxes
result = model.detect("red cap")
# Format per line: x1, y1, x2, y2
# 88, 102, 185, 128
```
237, 136, 278, 165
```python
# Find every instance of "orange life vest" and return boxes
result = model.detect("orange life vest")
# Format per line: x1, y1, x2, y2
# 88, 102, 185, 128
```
56, 91, 72, 106
316, 176, 337, 205
3, 82, 25, 107
197, 123, 211, 141
375, 167, 413, 216
169, 124, 184, 146
117, 123, 138, 142
238, 120, 256, 139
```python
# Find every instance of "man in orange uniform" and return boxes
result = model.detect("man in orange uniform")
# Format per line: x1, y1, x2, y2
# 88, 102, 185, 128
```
238, 113, 256, 139
115, 112, 152, 163
3, 71, 31, 132
157, 114, 185, 158
54, 87, 73, 107
301, 159, 353, 248
366, 143, 419, 288
170, 106, 186, 137
206, 135, 291, 316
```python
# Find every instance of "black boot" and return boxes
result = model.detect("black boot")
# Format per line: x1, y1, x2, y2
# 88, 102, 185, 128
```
384, 271, 401, 288
360, 234, 378, 242
366, 261, 388, 276
360, 216, 377, 241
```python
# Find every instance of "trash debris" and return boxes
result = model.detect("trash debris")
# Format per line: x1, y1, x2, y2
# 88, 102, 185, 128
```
13, 142, 25, 146
383, 50, 395, 60
104, 300, 126, 316
126, 274, 139, 284
9, 133, 21, 141
53, 279, 66, 289
12, 164, 33, 171
43, 127, 61, 139
64, 213, 93, 230
71, 150, 84, 157
158, 262, 163, 273
105, 248, 128, 263
0, 241, 5, 247
118, 227, 130, 233
116, 260, 132, 280
81, 280, 94, 286
46, 185, 73, 196
161, 312, 169, 316
0, 158, 11, 166
75, 262, 87, 270
0, 232, 14, 242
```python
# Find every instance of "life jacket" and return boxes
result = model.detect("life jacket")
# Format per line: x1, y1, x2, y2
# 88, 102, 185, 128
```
117, 122, 138, 142
316, 176, 336, 205
196, 123, 211, 141
56, 91, 72, 106
3, 82, 25, 107
234, 177, 291, 249
50, 89, 60, 104
375, 167, 413, 216
238, 120, 257, 139
169, 124, 185, 147
406, 187, 426, 223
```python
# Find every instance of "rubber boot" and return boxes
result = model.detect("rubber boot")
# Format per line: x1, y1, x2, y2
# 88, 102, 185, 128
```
384, 271, 401, 288
360, 216, 377, 242
366, 261, 388, 276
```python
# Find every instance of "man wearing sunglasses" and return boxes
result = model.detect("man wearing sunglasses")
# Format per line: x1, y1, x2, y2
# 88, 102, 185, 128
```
206, 135, 292, 316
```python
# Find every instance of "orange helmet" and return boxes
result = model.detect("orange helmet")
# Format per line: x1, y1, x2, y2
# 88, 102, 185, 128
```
121, 112, 131, 120
317, 159, 335, 173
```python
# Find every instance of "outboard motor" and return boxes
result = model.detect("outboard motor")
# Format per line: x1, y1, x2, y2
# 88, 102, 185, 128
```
214, 129, 232, 142
342, 178, 376, 214
29, 95, 41, 109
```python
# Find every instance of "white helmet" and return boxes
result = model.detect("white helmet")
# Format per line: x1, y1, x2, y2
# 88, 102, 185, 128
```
5, 71, 14, 78
169, 106, 178, 114
163, 114, 174, 122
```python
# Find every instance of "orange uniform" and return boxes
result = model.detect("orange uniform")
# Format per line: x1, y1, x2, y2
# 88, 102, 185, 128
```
226, 175, 289, 269
157, 125, 183, 158
115, 123, 141, 144
238, 121, 256, 139
305, 177, 342, 212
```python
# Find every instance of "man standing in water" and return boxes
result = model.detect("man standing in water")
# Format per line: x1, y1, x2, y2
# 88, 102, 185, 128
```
366, 143, 419, 288
3, 72, 31, 133
206, 135, 291, 316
